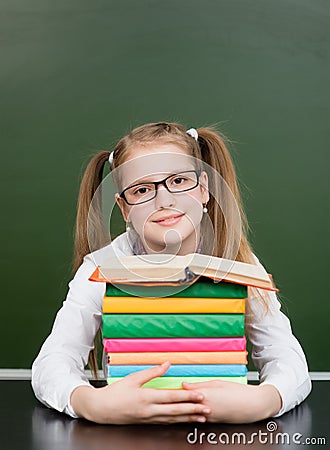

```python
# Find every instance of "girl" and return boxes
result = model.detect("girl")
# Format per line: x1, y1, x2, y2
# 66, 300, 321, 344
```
32, 122, 311, 425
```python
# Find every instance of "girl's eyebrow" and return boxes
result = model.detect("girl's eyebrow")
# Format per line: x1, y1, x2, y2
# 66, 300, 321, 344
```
127, 169, 194, 187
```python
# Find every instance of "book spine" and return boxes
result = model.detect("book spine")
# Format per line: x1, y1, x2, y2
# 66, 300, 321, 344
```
105, 281, 247, 298
102, 313, 245, 338
102, 297, 245, 314
103, 337, 246, 352
108, 364, 248, 377
107, 376, 248, 388
107, 351, 248, 365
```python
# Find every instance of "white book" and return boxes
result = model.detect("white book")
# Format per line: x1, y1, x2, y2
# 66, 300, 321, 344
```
93, 253, 277, 291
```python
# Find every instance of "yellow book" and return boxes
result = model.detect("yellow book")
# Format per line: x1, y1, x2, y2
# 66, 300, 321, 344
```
102, 296, 245, 313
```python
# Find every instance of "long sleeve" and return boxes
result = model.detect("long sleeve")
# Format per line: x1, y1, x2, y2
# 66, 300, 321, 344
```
31, 233, 136, 418
246, 257, 312, 417
31, 253, 106, 417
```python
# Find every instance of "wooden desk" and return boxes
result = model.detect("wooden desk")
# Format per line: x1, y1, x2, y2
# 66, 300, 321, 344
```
1, 381, 329, 449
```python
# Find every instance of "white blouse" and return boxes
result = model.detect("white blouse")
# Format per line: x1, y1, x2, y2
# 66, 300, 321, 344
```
31, 232, 312, 418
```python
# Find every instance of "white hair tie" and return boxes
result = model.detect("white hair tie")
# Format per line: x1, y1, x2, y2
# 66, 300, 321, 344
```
186, 128, 198, 141
108, 151, 114, 165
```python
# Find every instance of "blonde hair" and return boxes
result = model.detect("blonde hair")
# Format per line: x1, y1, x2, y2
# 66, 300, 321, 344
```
73, 121, 274, 377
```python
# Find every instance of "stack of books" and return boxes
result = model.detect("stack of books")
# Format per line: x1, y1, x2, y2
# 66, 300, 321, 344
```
90, 252, 278, 389
102, 279, 248, 388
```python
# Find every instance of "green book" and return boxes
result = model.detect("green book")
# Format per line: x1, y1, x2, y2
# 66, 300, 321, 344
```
102, 313, 244, 338
105, 278, 247, 298
107, 376, 247, 388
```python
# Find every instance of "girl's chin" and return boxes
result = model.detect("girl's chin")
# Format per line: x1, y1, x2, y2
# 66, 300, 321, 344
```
142, 236, 183, 253
146, 240, 183, 252
143, 232, 199, 254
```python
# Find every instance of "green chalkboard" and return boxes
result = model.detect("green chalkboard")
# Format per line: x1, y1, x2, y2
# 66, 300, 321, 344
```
1, 0, 329, 371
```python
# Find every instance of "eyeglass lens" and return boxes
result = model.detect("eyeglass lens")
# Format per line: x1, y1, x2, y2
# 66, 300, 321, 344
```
123, 171, 199, 205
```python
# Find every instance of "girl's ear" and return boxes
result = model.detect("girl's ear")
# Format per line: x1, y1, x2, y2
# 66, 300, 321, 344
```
200, 171, 210, 204
115, 193, 129, 222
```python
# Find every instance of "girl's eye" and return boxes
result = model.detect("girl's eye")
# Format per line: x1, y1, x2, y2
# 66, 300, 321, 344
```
172, 176, 188, 185
132, 186, 151, 196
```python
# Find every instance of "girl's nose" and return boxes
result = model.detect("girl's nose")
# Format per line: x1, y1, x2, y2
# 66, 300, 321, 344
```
154, 184, 176, 209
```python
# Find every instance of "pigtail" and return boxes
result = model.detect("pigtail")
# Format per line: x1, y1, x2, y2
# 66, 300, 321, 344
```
73, 151, 111, 273
197, 128, 252, 261
73, 150, 111, 378
197, 127, 273, 313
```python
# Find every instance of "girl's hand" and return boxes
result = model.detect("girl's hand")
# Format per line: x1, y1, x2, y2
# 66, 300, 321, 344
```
182, 380, 282, 423
71, 362, 211, 424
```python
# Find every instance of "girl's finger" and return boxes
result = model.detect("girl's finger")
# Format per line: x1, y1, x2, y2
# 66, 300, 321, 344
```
182, 380, 224, 389
148, 402, 211, 418
144, 387, 205, 404
147, 414, 208, 424
124, 361, 171, 387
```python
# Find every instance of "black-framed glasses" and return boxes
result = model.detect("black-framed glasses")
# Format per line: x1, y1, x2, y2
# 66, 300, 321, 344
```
119, 170, 202, 205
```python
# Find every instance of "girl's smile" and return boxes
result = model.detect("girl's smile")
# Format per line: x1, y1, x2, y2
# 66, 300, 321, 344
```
152, 212, 185, 226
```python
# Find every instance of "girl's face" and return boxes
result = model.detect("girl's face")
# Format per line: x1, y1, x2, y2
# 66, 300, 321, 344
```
115, 143, 209, 255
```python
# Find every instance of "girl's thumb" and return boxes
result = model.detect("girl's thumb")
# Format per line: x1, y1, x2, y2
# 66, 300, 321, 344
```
125, 361, 171, 387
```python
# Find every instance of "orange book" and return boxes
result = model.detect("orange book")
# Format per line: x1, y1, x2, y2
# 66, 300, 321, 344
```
108, 351, 248, 365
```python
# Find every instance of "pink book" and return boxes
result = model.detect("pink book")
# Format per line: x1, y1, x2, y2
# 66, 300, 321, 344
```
103, 337, 246, 353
